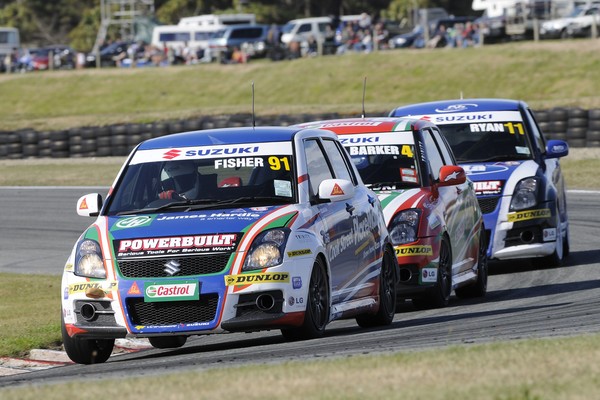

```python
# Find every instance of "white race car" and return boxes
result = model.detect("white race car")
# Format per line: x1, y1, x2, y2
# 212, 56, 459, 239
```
61, 126, 397, 364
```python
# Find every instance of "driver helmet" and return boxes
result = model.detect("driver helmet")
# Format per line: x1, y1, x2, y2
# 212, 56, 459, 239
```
161, 161, 198, 198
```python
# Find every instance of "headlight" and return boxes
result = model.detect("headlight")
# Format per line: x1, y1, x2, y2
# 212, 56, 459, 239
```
243, 228, 290, 271
75, 239, 106, 279
389, 209, 421, 245
510, 177, 539, 211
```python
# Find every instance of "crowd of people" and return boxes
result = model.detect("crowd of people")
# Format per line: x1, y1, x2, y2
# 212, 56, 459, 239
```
2, 12, 484, 73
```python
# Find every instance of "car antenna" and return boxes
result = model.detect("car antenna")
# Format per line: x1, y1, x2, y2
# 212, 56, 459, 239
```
252, 81, 256, 129
460, 91, 464, 99
361, 76, 367, 118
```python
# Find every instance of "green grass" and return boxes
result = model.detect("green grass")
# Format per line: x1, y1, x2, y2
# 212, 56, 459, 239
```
2, 334, 600, 399
0, 274, 62, 357
1, 40, 600, 131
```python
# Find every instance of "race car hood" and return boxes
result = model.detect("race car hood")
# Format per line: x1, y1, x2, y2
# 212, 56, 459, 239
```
102, 206, 294, 258
461, 160, 538, 196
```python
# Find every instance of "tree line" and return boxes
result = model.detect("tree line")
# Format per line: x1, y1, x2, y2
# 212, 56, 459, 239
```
0, 0, 474, 52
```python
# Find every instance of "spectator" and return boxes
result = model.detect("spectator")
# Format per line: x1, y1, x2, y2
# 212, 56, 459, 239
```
230, 46, 247, 64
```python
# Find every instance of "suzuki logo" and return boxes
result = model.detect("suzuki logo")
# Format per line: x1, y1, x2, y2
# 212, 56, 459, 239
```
163, 149, 181, 159
164, 260, 181, 276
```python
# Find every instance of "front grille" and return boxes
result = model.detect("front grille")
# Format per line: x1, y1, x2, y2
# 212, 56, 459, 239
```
478, 197, 500, 214
117, 253, 232, 278
126, 294, 219, 326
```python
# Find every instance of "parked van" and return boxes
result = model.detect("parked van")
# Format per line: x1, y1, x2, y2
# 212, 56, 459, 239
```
206, 24, 270, 61
151, 25, 217, 52
280, 17, 332, 45
0, 27, 19, 72
151, 13, 256, 52
280, 15, 365, 45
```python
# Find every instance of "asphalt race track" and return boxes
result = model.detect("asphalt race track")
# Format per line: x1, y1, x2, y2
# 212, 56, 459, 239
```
0, 188, 599, 387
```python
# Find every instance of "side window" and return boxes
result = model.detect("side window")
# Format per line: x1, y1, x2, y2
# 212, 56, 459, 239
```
422, 130, 445, 181
304, 139, 334, 197
525, 108, 546, 153
298, 23, 311, 34
321, 139, 355, 184
430, 128, 456, 165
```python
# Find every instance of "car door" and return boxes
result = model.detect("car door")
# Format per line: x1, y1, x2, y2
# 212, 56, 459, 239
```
421, 128, 475, 274
303, 138, 360, 305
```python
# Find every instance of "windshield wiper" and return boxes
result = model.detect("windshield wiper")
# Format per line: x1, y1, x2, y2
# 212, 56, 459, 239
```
186, 196, 291, 210
116, 196, 292, 216
459, 154, 530, 163
367, 182, 403, 190
116, 199, 217, 215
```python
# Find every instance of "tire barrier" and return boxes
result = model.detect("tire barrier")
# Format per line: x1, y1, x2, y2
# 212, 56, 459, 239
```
0, 108, 598, 160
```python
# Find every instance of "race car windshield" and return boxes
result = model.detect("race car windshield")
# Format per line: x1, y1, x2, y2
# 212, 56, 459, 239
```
105, 155, 296, 215
348, 143, 422, 190
438, 121, 534, 163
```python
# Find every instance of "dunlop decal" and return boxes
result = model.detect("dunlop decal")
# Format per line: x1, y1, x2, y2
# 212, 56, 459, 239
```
395, 245, 433, 257
287, 249, 312, 257
68, 281, 117, 295
507, 208, 551, 223
225, 272, 290, 286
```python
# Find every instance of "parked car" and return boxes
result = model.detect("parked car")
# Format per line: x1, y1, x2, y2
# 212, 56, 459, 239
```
295, 117, 487, 309
390, 99, 569, 267
61, 125, 397, 364
388, 25, 425, 49
206, 24, 270, 61
539, 5, 596, 39
566, 4, 600, 38
85, 40, 132, 67
31, 45, 76, 70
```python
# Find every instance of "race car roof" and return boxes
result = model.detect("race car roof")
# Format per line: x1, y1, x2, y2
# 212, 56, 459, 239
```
390, 98, 525, 117
138, 126, 306, 150
295, 117, 432, 134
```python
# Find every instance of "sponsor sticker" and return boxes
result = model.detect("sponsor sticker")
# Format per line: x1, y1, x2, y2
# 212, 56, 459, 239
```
144, 281, 199, 302
473, 180, 503, 196
114, 216, 153, 230
287, 249, 312, 257
68, 281, 117, 295
543, 228, 557, 242
331, 183, 345, 196
395, 245, 434, 257
224, 272, 290, 286
507, 208, 551, 223
115, 234, 238, 258
292, 276, 302, 289
421, 267, 438, 283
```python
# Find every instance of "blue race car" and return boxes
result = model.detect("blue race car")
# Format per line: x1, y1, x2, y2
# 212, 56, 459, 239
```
390, 99, 569, 267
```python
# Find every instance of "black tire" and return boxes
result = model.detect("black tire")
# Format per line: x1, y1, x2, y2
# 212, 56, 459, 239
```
567, 127, 587, 139
61, 317, 114, 364
281, 257, 329, 341
148, 336, 187, 349
587, 130, 600, 141
455, 231, 488, 298
356, 246, 397, 328
567, 138, 586, 148
412, 236, 452, 309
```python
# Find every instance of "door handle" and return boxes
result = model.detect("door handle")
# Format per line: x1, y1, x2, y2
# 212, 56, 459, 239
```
345, 203, 355, 215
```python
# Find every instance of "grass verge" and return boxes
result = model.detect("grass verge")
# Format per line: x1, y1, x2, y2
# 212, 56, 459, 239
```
2, 334, 600, 399
0, 274, 62, 357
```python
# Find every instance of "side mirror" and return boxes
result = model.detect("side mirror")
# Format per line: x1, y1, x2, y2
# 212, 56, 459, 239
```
77, 193, 103, 217
438, 165, 466, 187
318, 179, 355, 202
545, 139, 569, 159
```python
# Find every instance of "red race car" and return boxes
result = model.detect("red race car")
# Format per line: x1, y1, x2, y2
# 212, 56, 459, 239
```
296, 117, 487, 308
